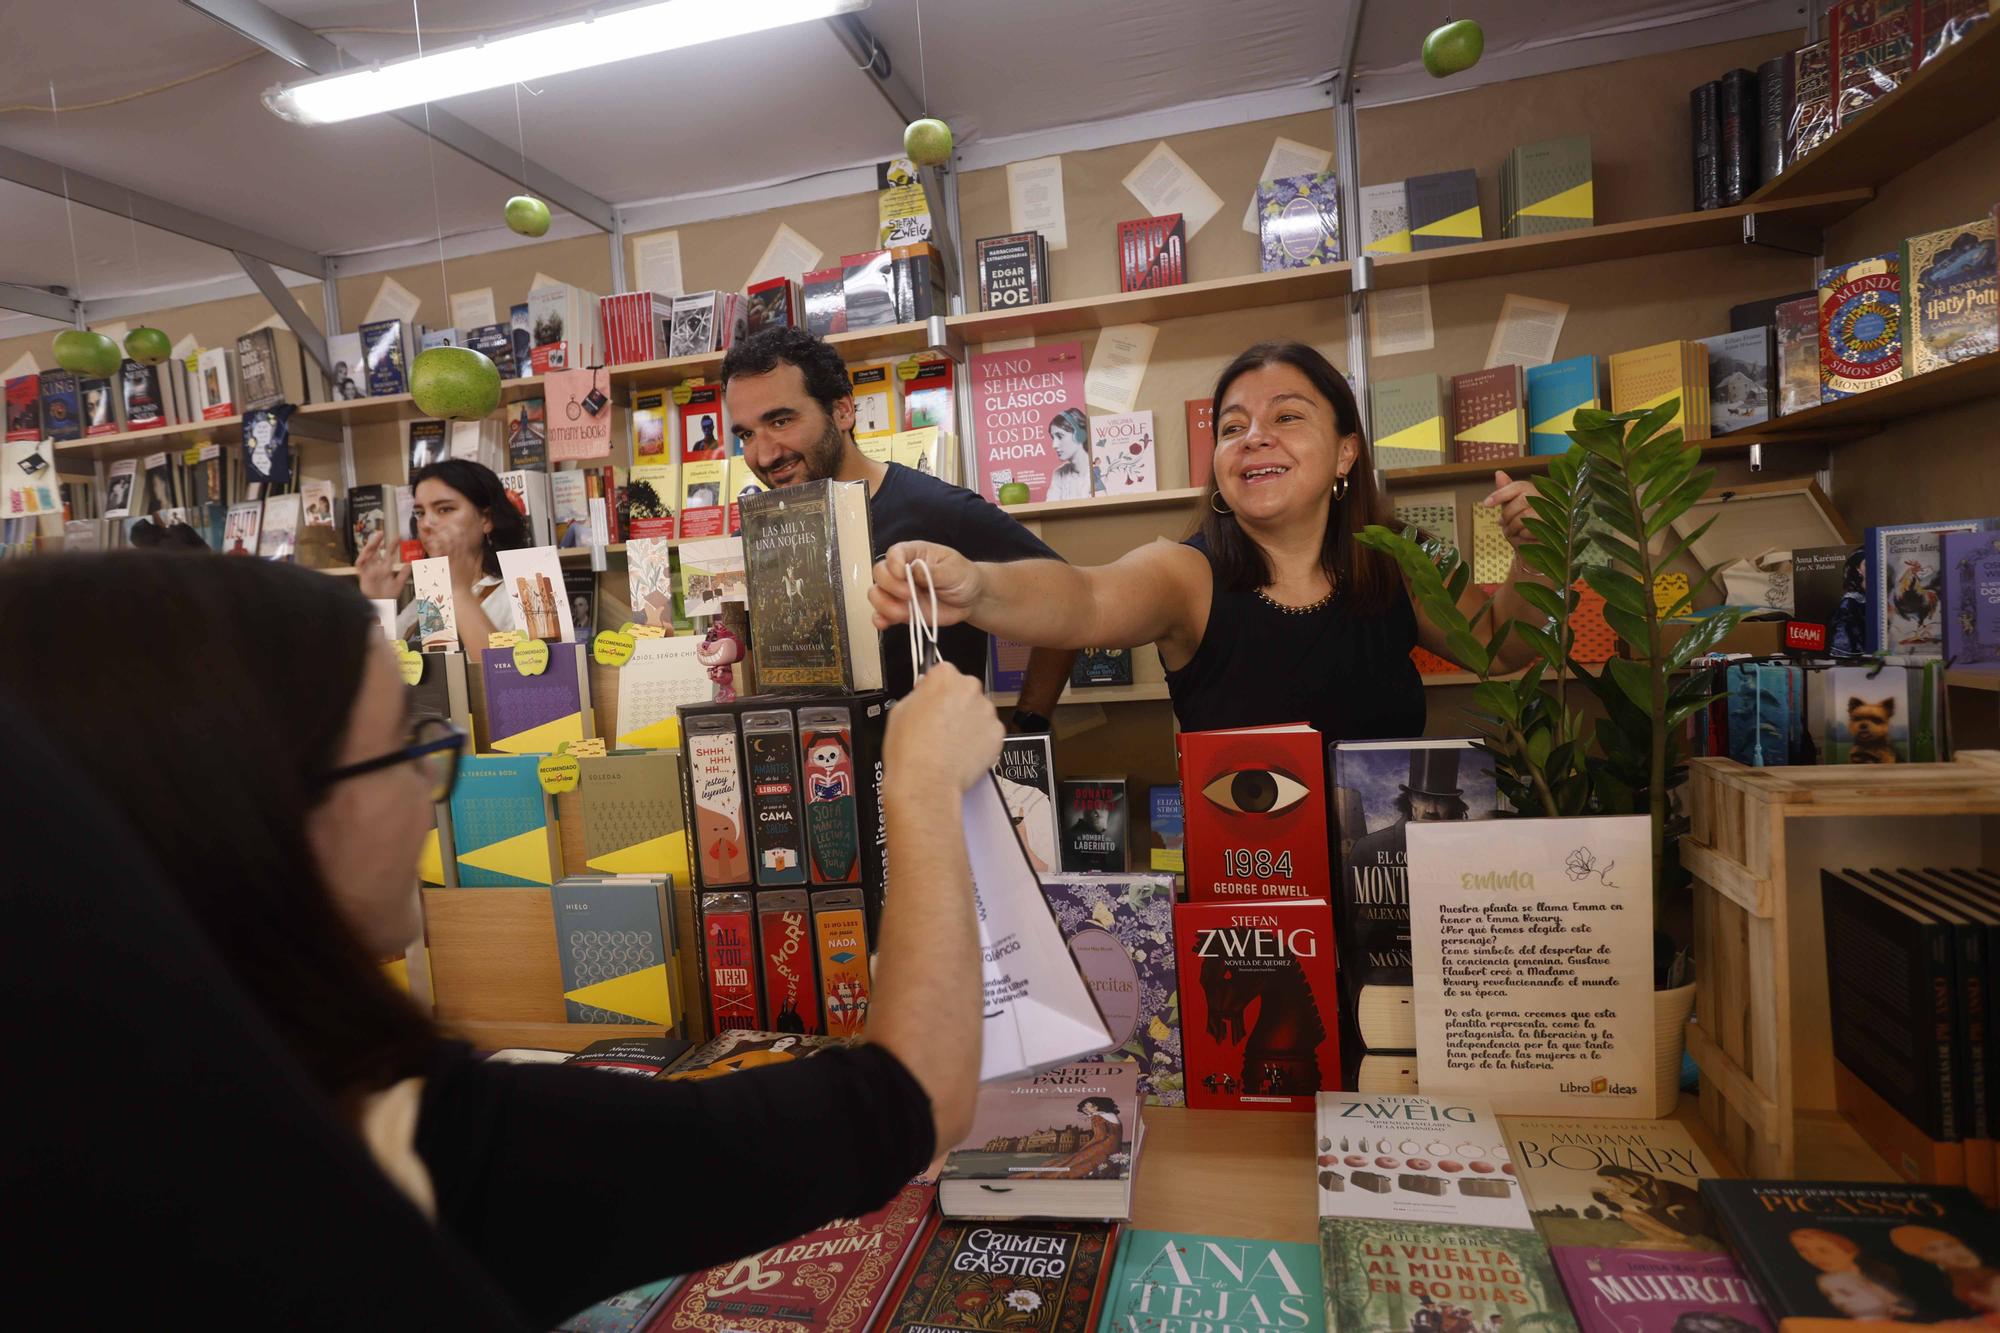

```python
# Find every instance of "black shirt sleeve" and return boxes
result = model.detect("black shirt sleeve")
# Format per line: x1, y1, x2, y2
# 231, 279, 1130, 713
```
416, 1041, 936, 1328
949, 487, 1061, 564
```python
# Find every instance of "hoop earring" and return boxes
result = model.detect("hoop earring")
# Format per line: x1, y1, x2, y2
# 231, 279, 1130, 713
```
1210, 491, 1232, 516
1332, 472, 1350, 501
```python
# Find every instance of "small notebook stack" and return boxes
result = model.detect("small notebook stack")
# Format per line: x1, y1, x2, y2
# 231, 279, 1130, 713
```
1501, 136, 1593, 238
1369, 373, 1447, 471
1607, 339, 1711, 442
1403, 169, 1481, 251
1449, 366, 1527, 464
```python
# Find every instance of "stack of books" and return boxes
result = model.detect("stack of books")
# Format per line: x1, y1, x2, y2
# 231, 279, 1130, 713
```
1501, 135, 1593, 238
1369, 373, 1448, 470
1449, 366, 1527, 464
1608, 340, 1712, 441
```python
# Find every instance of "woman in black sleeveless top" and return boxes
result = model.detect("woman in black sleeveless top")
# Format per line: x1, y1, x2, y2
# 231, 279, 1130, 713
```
870, 340, 1548, 743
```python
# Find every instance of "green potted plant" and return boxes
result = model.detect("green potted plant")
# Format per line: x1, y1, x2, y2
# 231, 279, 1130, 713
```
1358, 399, 1745, 1113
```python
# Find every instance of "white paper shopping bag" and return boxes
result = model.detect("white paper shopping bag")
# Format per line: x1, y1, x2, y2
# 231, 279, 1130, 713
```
901, 559, 1111, 1081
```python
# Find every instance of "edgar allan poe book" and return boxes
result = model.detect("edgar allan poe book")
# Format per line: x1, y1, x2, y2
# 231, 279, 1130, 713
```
649, 1181, 936, 1333
877, 1219, 1116, 1333
1175, 899, 1340, 1113
1700, 1179, 2000, 1327
1320, 1219, 1576, 1333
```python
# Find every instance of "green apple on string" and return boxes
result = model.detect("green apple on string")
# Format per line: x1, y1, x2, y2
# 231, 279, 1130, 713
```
1423, 16, 1485, 77
51, 329, 122, 379
411, 346, 502, 420
903, 117, 953, 168
124, 327, 172, 366
505, 194, 551, 237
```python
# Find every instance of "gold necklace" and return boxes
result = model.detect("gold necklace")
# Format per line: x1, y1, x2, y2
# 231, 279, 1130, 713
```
1257, 586, 1335, 615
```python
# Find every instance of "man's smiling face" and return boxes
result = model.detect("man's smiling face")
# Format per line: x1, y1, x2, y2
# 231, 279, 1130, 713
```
726, 361, 855, 489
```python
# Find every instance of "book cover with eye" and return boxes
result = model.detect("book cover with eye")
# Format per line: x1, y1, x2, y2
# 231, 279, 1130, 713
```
1175, 723, 1329, 901
1174, 897, 1340, 1111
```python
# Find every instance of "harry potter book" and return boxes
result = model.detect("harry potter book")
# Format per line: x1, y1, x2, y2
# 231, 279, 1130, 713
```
1450, 367, 1527, 464
650, 1181, 936, 1333
1332, 741, 1498, 1063
1177, 899, 1340, 1111
1702, 1179, 2000, 1327
1902, 216, 1997, 377
877, 1218, 1117, 1333
448, 756, 557, 887
1316, 1091, 1528, 1229
739, 479, 882, 692
1040, 873, 1184, 1106
550, 880, 676, 1028
940, 1060, 1143, 1220
1820, 254, 1904, 399
1320, 1219, 1576, 1333
1177, 723, 1330, 902
1098, 1230, 1323, 1333
1059, 779, 1128, 873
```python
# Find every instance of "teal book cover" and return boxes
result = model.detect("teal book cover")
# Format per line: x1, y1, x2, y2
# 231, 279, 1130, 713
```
448, 755, 557, 887
1525, 356, 1599, 456
1097, 1229, 1322, 1333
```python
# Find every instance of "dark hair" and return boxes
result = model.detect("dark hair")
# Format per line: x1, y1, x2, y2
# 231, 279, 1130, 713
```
720, 326, 854, 422
1198, 341, 1398, 615
1049, 408, 1088, 442
0, 553, 438, 1103
410, 459, 528, 578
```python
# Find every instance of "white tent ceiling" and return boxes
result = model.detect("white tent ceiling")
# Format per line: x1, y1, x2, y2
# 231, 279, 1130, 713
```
0, 0, 1803, 339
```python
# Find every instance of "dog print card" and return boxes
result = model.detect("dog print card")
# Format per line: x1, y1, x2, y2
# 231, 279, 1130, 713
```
1828, 664, 1910, 764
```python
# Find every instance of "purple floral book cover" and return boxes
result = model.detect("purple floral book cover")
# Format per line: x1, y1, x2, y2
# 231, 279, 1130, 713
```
1943, 529, 2000, 666
1553, 1247, 1773, 1333
1040, 873, 1183, 1105
1256, 171, 1342, 271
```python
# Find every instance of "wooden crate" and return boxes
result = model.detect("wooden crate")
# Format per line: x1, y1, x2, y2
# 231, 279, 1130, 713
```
1684, 752, 2000, 1176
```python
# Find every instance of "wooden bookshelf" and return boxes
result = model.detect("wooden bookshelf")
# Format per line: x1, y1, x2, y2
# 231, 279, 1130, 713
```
1947, 667, 2000, 693
53, 414, 242, 464
1747, 17, 2000, 206
1003, 486, 1203, 520
1754, 349, 2000, 435
990, 681, 1174, 708
1368, 190, 1873, 291
953, 264, 1356, 344
1380, 429, 1857, 488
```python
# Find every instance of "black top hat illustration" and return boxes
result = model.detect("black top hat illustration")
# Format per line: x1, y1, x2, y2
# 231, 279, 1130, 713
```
1400, 748, 1465, 799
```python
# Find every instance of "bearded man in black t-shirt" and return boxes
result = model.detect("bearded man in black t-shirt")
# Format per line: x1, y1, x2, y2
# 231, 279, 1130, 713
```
722, 326, 1076, 716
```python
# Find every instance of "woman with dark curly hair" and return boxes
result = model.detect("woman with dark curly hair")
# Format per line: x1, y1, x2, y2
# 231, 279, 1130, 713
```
355, 458, 530, 646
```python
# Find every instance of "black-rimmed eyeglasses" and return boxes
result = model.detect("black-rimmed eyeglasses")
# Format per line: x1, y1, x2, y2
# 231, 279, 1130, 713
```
316, 716, 467, 803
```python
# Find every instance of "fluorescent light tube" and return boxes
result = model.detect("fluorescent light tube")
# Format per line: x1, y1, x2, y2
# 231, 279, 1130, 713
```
265, 0, 870, 126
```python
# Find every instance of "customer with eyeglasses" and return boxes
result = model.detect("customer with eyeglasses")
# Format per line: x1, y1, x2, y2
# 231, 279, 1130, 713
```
0, 551, 998, 1327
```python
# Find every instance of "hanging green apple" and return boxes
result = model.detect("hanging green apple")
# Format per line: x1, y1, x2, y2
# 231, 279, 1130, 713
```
504, 195, 552, 237
52, 329, 122, 379
1423, 18, 1485, 77
124, 326, 172, 367
411, 346, 501, 420
903, 117, 954, 168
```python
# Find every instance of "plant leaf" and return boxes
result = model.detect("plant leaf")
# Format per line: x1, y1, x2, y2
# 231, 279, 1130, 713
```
1605, 656, 1656, 711
1602, 603, 1652, 650
1583, 566, 1652, 617
1515, 581, 1568, 621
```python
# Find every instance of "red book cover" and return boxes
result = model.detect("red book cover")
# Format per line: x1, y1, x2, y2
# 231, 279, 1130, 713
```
679, 384, 726, 462
1918, 0, 1987, 65
1176, 723, 1331, 902
702, 894, 762, 1032
530, 341, 570, 375
4, 376, 39, 443
599, 292, 664, 365
652, 1181, 937, 1333
758, 891, 822, 1035
1829, 0, 1915, 129
1174, 898, 1342, 1110
747, 275, 799, 334
1117, 214, 1188, 293
877, 1218, 1117, 1333
1185, 398, 1215, 488
900, 356, 955, 433
970, 341, 1087, 504
1449, 366, 1526, 464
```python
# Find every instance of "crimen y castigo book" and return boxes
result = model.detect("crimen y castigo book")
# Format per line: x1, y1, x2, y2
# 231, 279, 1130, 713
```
648, 1181, 935, 1333
1316, 1091, 1528, 1230
1702, 1179, 2000, 1329
1177, 723, 1329, 901
878, 1218, 1118, 1333
1097, 1229, 1323, 1333
941, 1060, 1143, 1221
1177, 899, 1340, 1112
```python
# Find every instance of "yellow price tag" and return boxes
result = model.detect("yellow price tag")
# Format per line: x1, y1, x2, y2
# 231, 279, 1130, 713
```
537, 752, 580, 794
488, 630, 525, 649
593, 629, 636, 666
895, 357, 923, 382
512, 638, 550, 676
629, 624, 667, 639
670, 381, 698, 405
182, 444, 203, 466
395, 646, 425, 686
